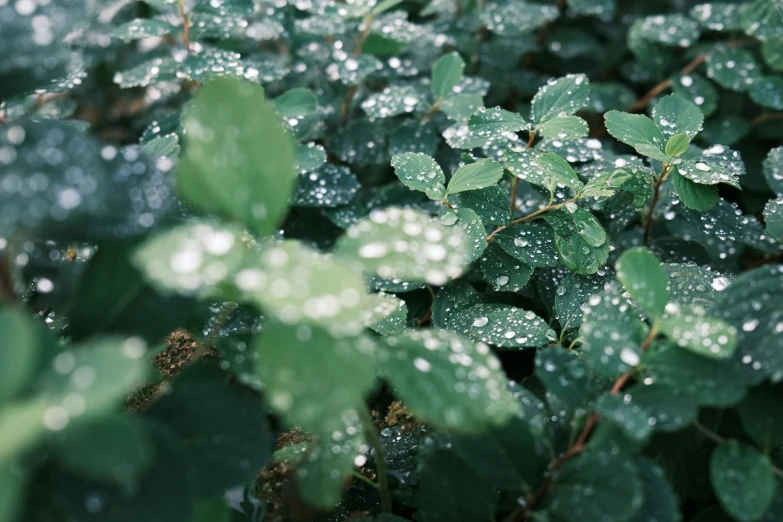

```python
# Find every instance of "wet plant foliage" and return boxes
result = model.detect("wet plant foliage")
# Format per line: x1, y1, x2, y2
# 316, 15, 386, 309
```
2, 0, 783, 521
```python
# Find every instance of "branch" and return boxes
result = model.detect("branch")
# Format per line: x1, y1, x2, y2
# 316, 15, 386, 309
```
751, 112, 783, 126
487, 196, 578, 242
642, 164, 672, 243
177, 0, 191, 53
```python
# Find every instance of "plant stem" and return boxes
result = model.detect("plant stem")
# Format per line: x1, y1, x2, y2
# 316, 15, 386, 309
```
486, 196, 579, 242
177, 0, 191, 53
692, 421, 783, 478
642, 163, 672, 244
195, 302, 238, 359
751, 112, 783, 126
351, 470, 381, 490
360, 407, 392, 512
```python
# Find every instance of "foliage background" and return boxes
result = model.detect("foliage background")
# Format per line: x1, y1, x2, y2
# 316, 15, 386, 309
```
2, 0, 783, 521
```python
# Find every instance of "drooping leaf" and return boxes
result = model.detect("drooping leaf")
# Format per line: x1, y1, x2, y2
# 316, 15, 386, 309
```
710, 440, 775, 522
673, 170, 719, 211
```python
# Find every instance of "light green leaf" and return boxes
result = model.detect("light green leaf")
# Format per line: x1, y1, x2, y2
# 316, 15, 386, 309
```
446, 158, 504, 195
254, 322, 375, 434
378, 329, 520, 431
272, 88, 317, 119
616, 246, 669, 319
390, 152, 446, 199
178, 77, 295, 236
467, 108, 530, 141
580, 285, 648, 377
673, 170, 719, 211
676, 159, 741, 188
665, 133, 690, 156
431, 52, 465, 99
0, 308, 38, 403
0, 463, 25, 522
710, 440, 775, 522
364, 292, 407, 335
333, 207, 472, 286
479, 244, 534, 292
543, 207, 607, 248
763, 197, 783, 241
450, 303, 556, 349
604, 110, 666, 152
706, 45, 764, 92
441, 206, 487, 263
440, 93, 484, 122
531, 73, 590, 123
140, 134, 180, 158
542, 454, 643, 522
580, 167, 653, 209
133, 220, 248, 299
370, 0, 403, 15
749, 76, 783, 110
635, 143, 672, 162
235, 241, 368, 336
296, 142, 327, 174
536, 115, 589, 140
659, 303, 737, 358
509, 151, 583, 192
653, 93, 703, 139
111, 18, 176, 40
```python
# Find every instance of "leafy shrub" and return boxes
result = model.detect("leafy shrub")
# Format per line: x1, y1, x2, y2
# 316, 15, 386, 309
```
2, 0, 783, 521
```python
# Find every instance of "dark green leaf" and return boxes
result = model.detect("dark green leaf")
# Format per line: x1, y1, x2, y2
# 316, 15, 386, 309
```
673, 170, 719, 211
710, 440, 775, 522
616, 246, 669, 319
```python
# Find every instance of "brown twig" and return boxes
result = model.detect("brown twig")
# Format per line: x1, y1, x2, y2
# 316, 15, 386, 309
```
751, 112, 783, 126
177, 0, 191, 53
642, 164, 672, 243
0, 256, 16, 303
487, 196, 578, 242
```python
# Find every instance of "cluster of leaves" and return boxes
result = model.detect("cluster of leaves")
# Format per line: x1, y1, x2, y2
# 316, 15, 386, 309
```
2, 0, 783, 521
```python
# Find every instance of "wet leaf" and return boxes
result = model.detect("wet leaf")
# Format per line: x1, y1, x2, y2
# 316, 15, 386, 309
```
431, 52, 465, 99
616, 246, 669, 319
763, 197, 783, 241
446, 158, 504, 195
391, 152, 446, 199
531, 74, 590, 123
449, 303, 556, 349
710, 440, 775, 522
659, 303, 737, 359
536, 115, 590, 140
673, 170, 719, 211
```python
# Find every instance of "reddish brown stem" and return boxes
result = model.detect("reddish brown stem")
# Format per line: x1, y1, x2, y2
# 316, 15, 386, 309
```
751, 112, 783, 126
177, 0, 191, 52
487, 196, 577, 242
0, 256, 16, 303
642, 165, 671, 244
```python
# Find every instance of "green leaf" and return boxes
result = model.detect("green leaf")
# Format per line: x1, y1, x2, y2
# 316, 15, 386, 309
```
0, 308, 38, 403
739, 383, 783, 450
379, 329, 520, 431
449, 303, 556, 349
554, 232, 610, 275
272, 87, 317, 119
361, 85, 426, 119
467, 108, 530, 141
294, 163, 361, 207
235, 241, 368, 337
625, 383, 698, 432
0, 463, 24, 522
390, 152, 446, 199
631, 458, 681, 522
531, 73, 590, 123
615, 246, 669, 319
439, 93, 484, 122
665, 133, 690, 156
604, 110, 666, 153
479, 244, 534, 292
673, 170, 719, 211
762, 37, 783, 71
763, 197, 783, 241
554, 272, 612, 331
763, 146, 783, 195
659, 303, 737, 359
635, 143, 672, 162
749, 76, 783, 110
580, 285, 649, 377
544, 207, 607, 248
178, 77, 295, 236
542, 453, 643, 522
189, 497, 231, 522
676, 159, 741, 188
706, 45, 763, 92
296, 142, 327, 174
580, 167, 653, 210
536, 115, 590, 140
146, 364, 272, 495
480, 1, 559, 36
111, 18, 176, 40
712, 265, 783, 384
333, 207, 473, 286
637, 14, 700, 47
370, 0, 403, 15
710, 440, 775, 522
567, 0, 615, 21
691, 2, 746, 31
595, 394, 653, 441
133, 220, 248, 299
507, 150, 583, 192
494, 222, 560, 268
254, 322, 375, 434
741, 0, 783, 41
458, 184, 512, 226
441, 206, 487, 263
671, 73, 719, 116
52, 414, 153, 486
364, 292, 407, 335
141, 134, 180, 158
643, 344, 747, 406
417, 439, 499, 522
664, 263, 733, 307
534, 348, 609, 406
431, 52, 465, 99
446, 158, 504, 195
